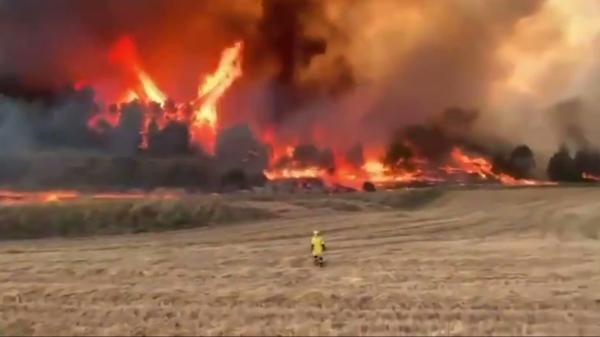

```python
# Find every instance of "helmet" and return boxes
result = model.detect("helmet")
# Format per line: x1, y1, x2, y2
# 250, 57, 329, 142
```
313, 230, 319, 236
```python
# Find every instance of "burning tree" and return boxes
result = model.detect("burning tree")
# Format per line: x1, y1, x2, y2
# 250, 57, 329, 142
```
0, 35, 564, 192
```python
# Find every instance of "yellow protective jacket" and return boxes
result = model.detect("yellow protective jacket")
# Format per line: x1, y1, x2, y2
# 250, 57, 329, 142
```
311, 235, 326, 256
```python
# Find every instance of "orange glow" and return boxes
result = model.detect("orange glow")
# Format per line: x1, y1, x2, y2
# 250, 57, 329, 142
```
262, 144, 556, 190
263, 166, 323, 180
0, 189, 181, 205
0, 190, 79, 204
41, 191, 79, 203
74, 80, 88, 90
191, 41, 244, 153
262, 146, 436, 190
361, 160, 429, 183
81, 36, 562, 190
121, 90, 139, 104
582, 172, 600, 181
444, 147, 552, 186
107, 36, 166, 105
90, 192, 179, 200
444, 147, 497, 179
137, 69, 167, 104
103, 36, 169, 148
88, 37, 243, 153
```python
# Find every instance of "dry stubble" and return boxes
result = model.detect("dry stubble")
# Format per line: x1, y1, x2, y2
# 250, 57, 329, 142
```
1, 187, 600, 335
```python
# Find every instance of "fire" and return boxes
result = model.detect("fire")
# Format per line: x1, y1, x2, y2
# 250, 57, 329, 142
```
582, 172, 600, 181
87, 37, 243, 153
262, 132, 295, 164
0, 189, 181, 205
137, 70, 167, 105
361, 160, 428, 183
42, 191, 79, 203
74, 80, 88, 90
444, 147, 549, 186
262, 144, 553, 190
79, 36, 557, 191
121, 90, 139, 104
263, 166, 323, 180
0, 190, 80, 204
262, 149, 432, 190
444, 148, 498, 179
107, 36, 167, 104
191, 41, 244, 153
104, 36, 169, 149
90, 192, 179, 200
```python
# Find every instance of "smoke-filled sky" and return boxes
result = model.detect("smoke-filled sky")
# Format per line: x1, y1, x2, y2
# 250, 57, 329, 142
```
1, 0, 600, 160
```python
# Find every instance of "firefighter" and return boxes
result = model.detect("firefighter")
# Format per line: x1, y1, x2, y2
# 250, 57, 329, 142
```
311, 230, 326, 265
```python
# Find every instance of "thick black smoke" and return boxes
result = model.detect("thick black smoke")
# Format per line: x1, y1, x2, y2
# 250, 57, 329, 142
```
383, 108, 492, 166
271, 143, 335, 173
0, 84, 259, 191
546, 145, 600, 182
0, 0, 351, 103
0, 0, 355, 145
0, 0, 253, 92
0, 85, 196, 156
3, 0, 600, 190
250, 0, 354, 126
214, 123, 269, 177
257, 0, 326, 87
381, 107, 537, 179
544, 97, 600, 182
345, 143, 365, 169
0, 86, 101, 154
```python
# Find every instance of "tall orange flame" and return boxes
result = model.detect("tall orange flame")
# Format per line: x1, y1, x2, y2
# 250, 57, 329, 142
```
108, 36, 166, 104
83, 37, 558, 190
137, 70, 167, 105
191, 41, 244, 153
97, 38, 244, 152
445, 147, 545, 186
105, 36, 168, 148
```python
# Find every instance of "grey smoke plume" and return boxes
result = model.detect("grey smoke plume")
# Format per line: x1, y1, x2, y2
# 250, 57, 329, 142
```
1, 0, 600, 180
0, 96, 34, 155
214, 123, 269, 176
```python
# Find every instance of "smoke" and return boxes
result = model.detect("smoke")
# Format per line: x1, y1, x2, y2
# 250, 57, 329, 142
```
292, 1, 548, 148
217, 0, 563, 156
214, 123, 269, 176
274, 0, 600, 161
0, 96, 34, 154
0, 0, 260, 100
480, 1, 600, 158
1, 0, 600, 185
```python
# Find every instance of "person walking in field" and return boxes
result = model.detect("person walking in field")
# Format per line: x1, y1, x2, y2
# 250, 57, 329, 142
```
311, 230, 326, 266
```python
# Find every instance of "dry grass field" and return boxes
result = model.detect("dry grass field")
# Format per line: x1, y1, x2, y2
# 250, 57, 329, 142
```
1, 187, 600, 336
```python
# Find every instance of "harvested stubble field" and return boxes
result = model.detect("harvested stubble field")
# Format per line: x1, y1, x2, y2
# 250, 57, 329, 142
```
1, 187, 600, 336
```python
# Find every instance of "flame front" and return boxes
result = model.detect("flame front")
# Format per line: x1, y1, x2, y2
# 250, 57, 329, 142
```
582, 172, 600, 181
262, 145, 552, 190
191, 41, 244, 153
88, 37, 243, 153
137, 70, 167, 105
107, 36, 166, 105
84, 36, 556, 191
0, 189, 180, 205
444, 148, 549, 186
0, 190, 80, 204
